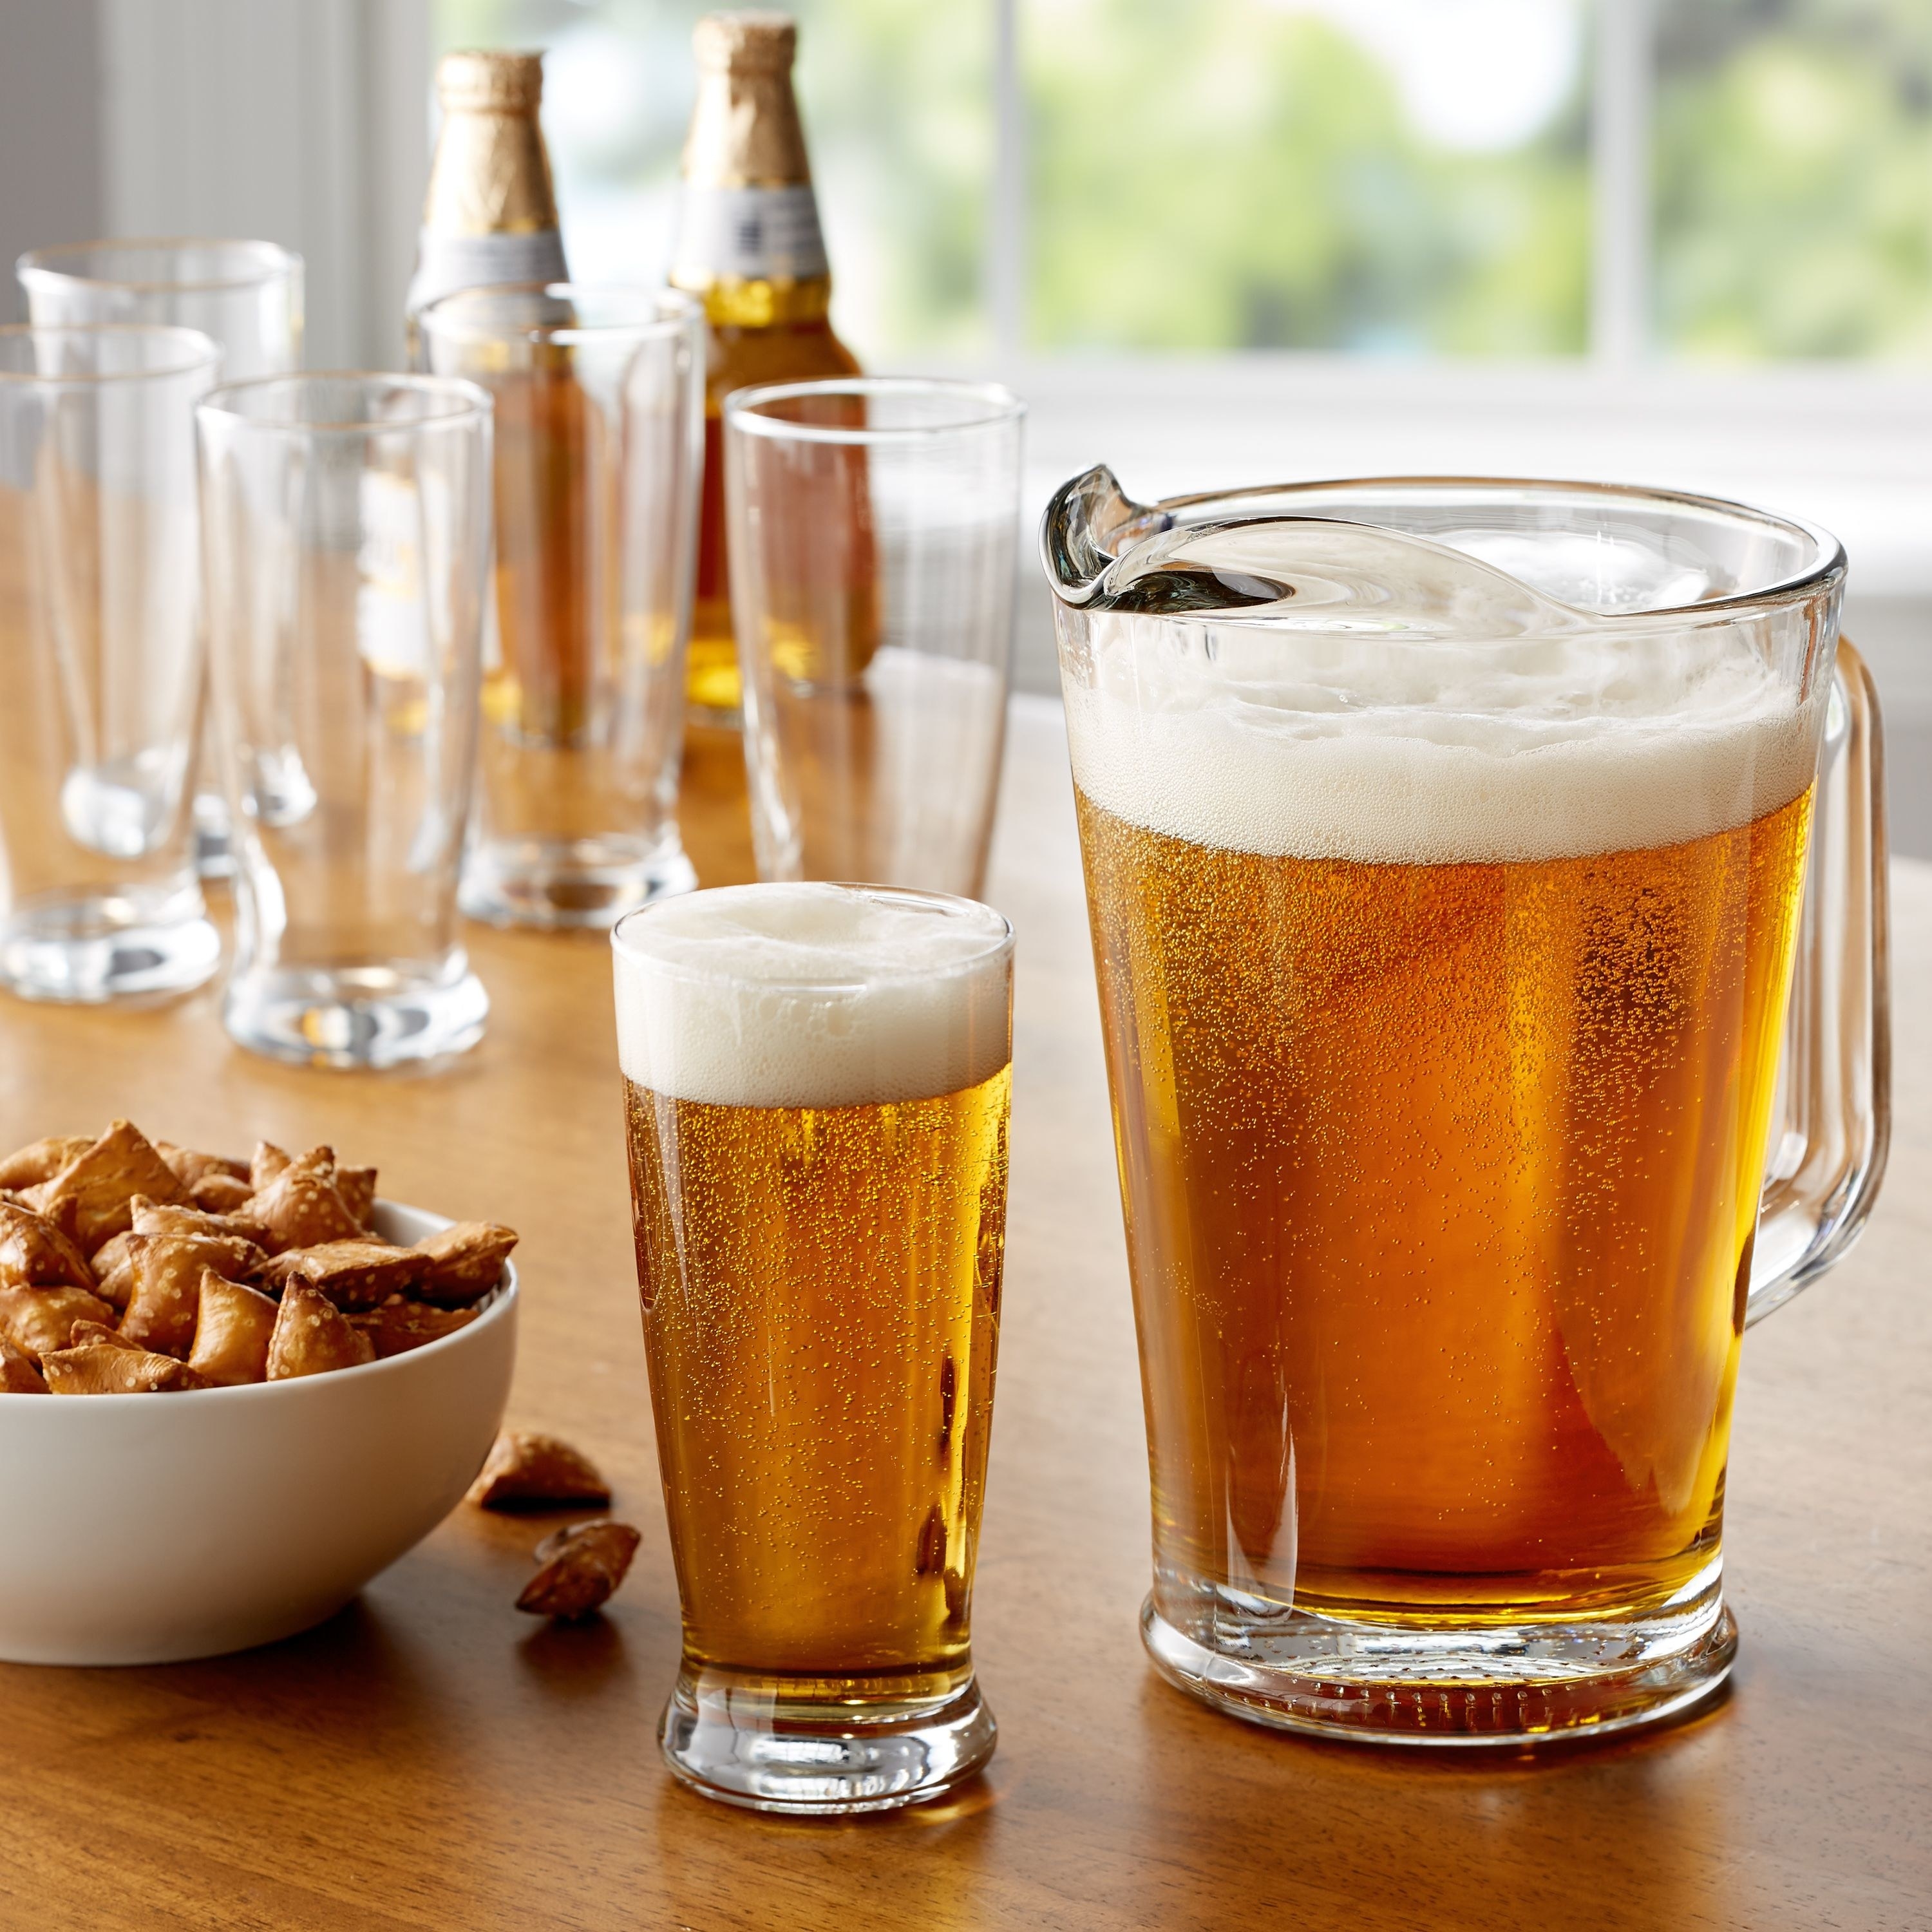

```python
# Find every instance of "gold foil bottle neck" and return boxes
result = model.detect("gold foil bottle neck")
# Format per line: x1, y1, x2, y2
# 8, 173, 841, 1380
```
694, 12, 796, 73
422, 49, 560, 237
436, 48, 545, 114
682, 12, 811, 187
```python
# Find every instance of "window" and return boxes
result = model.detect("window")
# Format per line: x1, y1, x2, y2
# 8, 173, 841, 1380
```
435, 0, 1932, 367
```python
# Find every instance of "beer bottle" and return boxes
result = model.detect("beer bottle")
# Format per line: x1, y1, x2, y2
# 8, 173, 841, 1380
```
672, 12, 861, 721
406, 50, 570, 348
409, 50, 589, 747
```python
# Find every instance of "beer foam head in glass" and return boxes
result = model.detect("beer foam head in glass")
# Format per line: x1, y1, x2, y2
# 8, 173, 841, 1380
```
1044, 469, 1885, 1747
612, 881, 1013, 1812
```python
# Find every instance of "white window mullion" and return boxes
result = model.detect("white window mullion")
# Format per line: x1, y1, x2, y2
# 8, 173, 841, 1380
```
1591, 0, 1655, 368
987, 0, 1027, 370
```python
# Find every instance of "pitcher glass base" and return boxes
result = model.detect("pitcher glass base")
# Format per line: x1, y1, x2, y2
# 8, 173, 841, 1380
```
1141, 1569, 1736, 1746
659, 1663, 996, 1814
460, 835, 696, 931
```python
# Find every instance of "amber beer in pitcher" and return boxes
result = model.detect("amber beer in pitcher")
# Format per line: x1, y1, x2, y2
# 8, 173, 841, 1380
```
613, 881, 1012, 1811
1045, 473, 1888, 1745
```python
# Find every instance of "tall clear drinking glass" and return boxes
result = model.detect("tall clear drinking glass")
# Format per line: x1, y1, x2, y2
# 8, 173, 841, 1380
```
197, 375, 493, 1070
18, 240, 306, 877
725, 379, 1023, 898
0, 325, 221, 1001
419, 285, 705, 927
614, 882, 1012, 1812
1044, 469, 1887, 1745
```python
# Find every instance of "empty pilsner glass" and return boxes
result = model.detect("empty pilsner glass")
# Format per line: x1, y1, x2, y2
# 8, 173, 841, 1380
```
419, 285, 705, 927
0, 324, 221, 1001
197, 375, 493, 1070
16, 240, 303, 381
725, 379, 1023, 898
17, 239, 306, 877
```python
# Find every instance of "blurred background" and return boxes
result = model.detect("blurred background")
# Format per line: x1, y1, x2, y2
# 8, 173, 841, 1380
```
6, 0, 1931, 842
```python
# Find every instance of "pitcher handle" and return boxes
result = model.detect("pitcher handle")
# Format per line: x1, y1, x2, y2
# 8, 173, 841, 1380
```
1748, 638, 1891, 1325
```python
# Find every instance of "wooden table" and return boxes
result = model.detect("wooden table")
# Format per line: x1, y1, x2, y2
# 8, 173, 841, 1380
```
1, 697, 1927, 1931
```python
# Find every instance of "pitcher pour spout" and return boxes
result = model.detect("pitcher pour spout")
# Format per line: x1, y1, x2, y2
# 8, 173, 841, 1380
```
1041, 464, 1172, 606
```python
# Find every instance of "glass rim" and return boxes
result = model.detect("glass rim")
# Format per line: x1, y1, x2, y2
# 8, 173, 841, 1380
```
611, 882, 1015, 992
197, 370, 493, 435
417, 282, 701, 349
1055, 470, 1847, 619
724, 377, 1027, 446
0, 323, 222, 385
17, 237, 301, 294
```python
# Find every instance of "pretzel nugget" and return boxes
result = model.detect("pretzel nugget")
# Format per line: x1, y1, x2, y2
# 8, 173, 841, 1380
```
249, 1149, 363, 1253
43, 1344, 211, 1394
266, 1285, 375, 1380
0, 1285, 115, 1364
261, 1240, 426, 1311
188, 1274, 278, 1387
0, 1200, 96, 1291
156, 1141, 250, 1189
89, 1232, 137, 1309
120, 1231, 267, 1358
411, 1222, 518, 1306
515, 1521, 641, 1619
0, 1135, 92, 1191
349, 1298, 478, 1360
0, 1334, 46, 1393
334, 1166, 378, 1230
68, 1320, 141, 1351
191, 1173, 256, 1214
468, 1430, 611, 1510
250, 1140, 293, 1194
133, 1198, 270, 1252
35, 1121, 189, 1252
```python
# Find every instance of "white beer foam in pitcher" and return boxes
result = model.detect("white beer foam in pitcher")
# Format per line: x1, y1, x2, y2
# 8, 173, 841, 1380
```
613, 883, 1010, 1108
1064, 517, 1823, 866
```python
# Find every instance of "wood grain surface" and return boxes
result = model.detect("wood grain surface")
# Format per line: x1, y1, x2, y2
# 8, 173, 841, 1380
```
0, 696, 1925, 1931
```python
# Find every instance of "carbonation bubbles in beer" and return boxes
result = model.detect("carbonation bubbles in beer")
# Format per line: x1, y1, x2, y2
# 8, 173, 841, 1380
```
1054, 493, 1832, 1740
612, 880, 1011, 1812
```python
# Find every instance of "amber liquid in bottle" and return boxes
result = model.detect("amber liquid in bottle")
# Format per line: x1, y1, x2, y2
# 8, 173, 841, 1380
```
672, 12, 863, 723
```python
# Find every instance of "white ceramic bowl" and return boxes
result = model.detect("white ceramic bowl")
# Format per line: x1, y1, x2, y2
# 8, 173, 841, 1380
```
0, 1201, 518, 1665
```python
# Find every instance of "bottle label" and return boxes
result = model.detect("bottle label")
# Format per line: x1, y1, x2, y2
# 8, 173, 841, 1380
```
672, 184, 828, 283
407, 229, 569, 316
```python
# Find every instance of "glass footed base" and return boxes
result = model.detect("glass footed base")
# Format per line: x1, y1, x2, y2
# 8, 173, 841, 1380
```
223, 961, 488, 1070
460, 835, 696, 931
660, 1663, 996, 1814
0, 895, 220, 1004
192, 790, 235, 880
1141, 1569, 1736, 1747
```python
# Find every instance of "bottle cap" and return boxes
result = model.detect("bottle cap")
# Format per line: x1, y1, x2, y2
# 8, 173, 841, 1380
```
694, 12, 797, 73
435, 49, 545, 113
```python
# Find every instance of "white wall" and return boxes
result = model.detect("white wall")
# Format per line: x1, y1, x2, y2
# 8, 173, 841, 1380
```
97, 0, 429, 368
0, 3, 104, 289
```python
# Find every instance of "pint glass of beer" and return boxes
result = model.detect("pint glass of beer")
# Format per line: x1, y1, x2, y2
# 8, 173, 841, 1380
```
1044, 470, 1887, 1745
611, 882, 1012, 1810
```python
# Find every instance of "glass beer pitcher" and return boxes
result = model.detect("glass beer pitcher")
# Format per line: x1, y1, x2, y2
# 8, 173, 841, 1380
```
1043, 470, 1888, 1744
